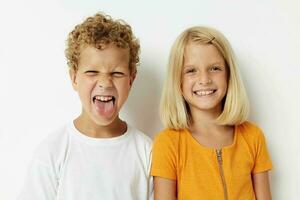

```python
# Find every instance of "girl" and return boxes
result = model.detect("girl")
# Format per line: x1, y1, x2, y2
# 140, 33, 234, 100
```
151, 26, 272, 200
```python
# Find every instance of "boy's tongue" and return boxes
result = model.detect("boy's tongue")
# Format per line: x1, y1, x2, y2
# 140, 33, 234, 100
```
94, 100, 114, 117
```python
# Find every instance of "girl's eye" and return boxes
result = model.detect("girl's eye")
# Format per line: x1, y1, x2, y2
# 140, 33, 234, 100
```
112, 71, 125, 77
185, 68, 196, 74
210, 66, 221, 71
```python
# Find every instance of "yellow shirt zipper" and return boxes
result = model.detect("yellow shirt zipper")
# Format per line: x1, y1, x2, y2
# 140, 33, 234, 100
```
216, 149, 229, 200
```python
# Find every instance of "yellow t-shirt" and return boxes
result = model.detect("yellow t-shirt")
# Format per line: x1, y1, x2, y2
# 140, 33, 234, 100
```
150, 121, 272, 200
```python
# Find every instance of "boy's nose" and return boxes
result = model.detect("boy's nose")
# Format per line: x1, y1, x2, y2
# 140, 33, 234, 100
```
97, 74, 113, 89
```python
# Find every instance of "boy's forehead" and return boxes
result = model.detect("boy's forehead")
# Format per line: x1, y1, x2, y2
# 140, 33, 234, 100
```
78, 44, 130, 68
80, 43, 129, 55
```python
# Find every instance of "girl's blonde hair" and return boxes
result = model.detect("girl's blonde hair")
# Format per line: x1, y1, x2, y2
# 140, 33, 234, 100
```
160, 26, 249, 130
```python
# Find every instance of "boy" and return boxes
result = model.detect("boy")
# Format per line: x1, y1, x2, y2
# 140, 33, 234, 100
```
19, 13, 153, 200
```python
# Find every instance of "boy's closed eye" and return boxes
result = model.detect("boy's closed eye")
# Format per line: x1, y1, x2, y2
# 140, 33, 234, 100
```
85, 70, 99, 75
111, 71, 126, 77
83, 69, 128, 77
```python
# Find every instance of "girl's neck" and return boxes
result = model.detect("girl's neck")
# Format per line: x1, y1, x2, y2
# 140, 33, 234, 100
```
189, 108, 235, 149
189, 107, 232, 135
190, 121, 232, 136
190, 107, 220, 128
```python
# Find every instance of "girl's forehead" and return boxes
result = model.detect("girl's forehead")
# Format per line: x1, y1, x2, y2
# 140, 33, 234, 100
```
183, 43, 225, 64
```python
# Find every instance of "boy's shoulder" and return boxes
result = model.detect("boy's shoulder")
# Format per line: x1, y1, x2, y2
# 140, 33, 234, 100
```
128, 124, 153, 147
43, 123, 70, 143
31, 122, 71, 164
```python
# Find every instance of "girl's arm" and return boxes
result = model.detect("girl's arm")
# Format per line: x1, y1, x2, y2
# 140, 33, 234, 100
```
252, 171, 272, 200
154, 177, 177, 200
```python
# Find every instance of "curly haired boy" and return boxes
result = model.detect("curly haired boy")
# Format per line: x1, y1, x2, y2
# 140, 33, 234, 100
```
19, 12, 153, 200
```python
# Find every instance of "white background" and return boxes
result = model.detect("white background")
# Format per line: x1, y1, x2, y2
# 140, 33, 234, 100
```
0, 0, 299, 199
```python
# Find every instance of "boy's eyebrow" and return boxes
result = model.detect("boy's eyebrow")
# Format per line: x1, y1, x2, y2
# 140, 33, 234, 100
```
79, 65, 97, 68
79, 65, 130, 72
78, 66, 98, 72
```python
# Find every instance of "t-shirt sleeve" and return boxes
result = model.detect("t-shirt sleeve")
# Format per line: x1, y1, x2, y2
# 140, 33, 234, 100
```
18, 145, 58, 200
150, 131, 178, 180
252, 127, 273, 174
146, 139, 154, 200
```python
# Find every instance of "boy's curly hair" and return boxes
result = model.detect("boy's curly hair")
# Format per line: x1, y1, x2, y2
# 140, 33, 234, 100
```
65, 13, 140, 73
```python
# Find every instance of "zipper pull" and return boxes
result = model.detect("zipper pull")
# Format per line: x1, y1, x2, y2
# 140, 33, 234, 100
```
216, 149, 222, 164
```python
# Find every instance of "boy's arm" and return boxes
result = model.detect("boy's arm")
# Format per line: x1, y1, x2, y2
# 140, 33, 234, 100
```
18, 153, 58, 200
154, 177, 177, 200
252, 171, 272, 200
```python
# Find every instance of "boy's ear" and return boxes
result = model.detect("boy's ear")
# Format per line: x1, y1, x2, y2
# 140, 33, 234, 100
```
129, 72, 136, 87
69, 69, 78, 91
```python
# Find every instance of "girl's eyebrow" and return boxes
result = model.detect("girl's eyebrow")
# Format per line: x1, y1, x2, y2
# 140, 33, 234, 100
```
183, 64, 195, 68
212, 62, 224, 65
209, 60, 226, 65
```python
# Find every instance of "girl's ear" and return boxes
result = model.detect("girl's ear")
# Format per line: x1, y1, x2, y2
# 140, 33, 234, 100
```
179, 80, 184, 95
69, 69, 78, 91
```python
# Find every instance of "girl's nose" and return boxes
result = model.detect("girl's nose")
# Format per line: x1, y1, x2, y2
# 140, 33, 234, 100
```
197, 73, 212, 85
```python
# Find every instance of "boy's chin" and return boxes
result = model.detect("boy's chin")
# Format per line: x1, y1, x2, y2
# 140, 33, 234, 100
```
91, 114, 121, 127
78, 106, 122, 127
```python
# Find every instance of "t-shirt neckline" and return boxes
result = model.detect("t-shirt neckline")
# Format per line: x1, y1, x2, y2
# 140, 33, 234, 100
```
184, 125, 238, 151
68, 121, 132, 146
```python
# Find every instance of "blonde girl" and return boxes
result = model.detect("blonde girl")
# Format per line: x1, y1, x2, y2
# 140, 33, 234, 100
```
150, 26, 272, 200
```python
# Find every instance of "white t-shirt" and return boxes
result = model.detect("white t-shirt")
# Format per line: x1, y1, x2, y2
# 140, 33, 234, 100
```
19, 122, 153, 200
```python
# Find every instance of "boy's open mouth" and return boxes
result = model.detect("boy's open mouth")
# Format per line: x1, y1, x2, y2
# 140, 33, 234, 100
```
93, 95, 116, 103
93, 95, 116, 116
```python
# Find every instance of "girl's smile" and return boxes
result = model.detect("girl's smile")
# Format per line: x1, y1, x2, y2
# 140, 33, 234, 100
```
181, 42, 228, 115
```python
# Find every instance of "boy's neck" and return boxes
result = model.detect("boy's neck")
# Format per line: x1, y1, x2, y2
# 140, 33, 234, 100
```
73, 115, 127, 138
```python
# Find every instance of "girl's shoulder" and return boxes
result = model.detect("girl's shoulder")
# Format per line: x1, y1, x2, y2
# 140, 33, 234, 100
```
153, 128, 184, 145
237, 120, 261, 131
236, 121, 266, 143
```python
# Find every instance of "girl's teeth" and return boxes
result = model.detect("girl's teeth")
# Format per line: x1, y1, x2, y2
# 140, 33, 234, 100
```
196, 90, 214, 96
